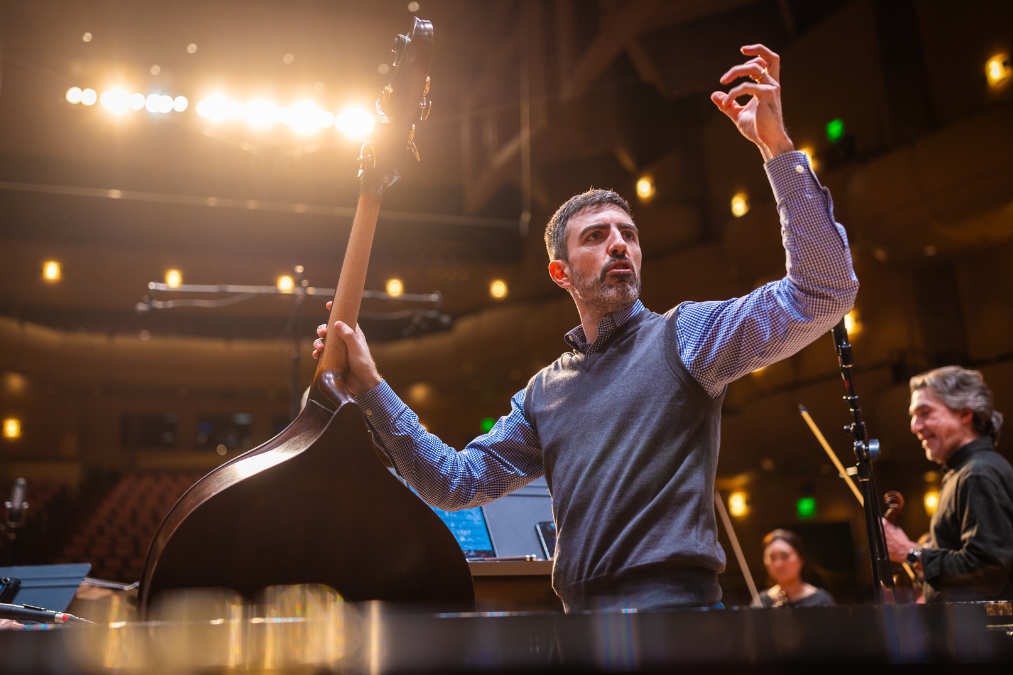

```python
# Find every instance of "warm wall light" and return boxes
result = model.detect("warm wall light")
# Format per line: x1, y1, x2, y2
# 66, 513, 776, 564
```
844, 309, 861, 336
43, 261, 61, 281
799, 147, 818, 171
924, 490, 940, 516
386, 278, 404, 297
277, 275, 294, 292
3, 418, 21, 439
635, 176, 655, 201
728, 492, 748, 517
490, 280, 508, 299
730, 192, 749, 217
986, 54, 1011, 86
166, 269, 182, 288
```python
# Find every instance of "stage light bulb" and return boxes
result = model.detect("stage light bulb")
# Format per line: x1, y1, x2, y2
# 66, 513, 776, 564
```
100, 88, 131, 113
43, 261, 61, 281
636, 177, 655, 201
287, 101, 322, 134
245, 100, 278, 128
3, 418, 20, 439
66, 87, 83, 104
277, 275, 294, 292
334, 107, 375, 139
145, 94, 161, 112
226, 100, 245, 120
731, 192, 749, 217
924, 490, 939, 516
157, 95, 174, 113
187, 43, 197, 54
386, 278, 404, 297
81, 88, 97, 106
129, 93, 145, 110
317, 110, 335, 129
173, 96, 188, 112
986, 54, 1011, 86
844, 310, 861, 336
197, 96, 230, 121
82, 32, 93, 43
728, 492, 748, 517
166, 269, 182, 288
490, 280, 508, 299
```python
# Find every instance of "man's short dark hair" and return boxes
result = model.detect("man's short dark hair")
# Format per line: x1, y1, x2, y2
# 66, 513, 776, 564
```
544, 189, 633, 261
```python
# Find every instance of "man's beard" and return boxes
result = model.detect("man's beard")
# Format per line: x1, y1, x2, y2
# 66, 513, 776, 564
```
571, 254, 641, 315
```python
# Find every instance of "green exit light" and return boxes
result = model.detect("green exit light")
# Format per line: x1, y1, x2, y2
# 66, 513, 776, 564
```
481, 417, 495, 433
826, 118, 845, 142
797, 496, 817, 519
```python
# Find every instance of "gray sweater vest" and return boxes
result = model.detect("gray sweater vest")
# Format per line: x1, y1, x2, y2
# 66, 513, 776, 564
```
524, 308, 726, 611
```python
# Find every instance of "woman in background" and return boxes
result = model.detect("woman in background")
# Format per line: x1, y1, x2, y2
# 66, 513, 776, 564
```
754, 529, 835, 608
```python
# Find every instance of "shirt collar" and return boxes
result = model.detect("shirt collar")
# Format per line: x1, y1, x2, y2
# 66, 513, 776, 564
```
944, 436, 993, 472
565, 300, 645, 355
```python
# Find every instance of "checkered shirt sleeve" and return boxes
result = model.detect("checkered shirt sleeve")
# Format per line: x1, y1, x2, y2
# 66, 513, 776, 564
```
676, 151, 859, 398
356, 380, 543, 511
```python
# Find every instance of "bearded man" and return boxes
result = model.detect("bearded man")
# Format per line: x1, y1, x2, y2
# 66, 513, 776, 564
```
314, 44, 858, 611
883, 366, 1013, 602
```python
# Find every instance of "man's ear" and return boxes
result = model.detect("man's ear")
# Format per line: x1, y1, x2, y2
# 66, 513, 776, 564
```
548, 260, 572, 290
959, 408, 976, 429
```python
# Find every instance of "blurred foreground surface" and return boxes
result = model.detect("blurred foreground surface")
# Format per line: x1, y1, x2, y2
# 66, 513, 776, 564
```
1, 586, 1012, 674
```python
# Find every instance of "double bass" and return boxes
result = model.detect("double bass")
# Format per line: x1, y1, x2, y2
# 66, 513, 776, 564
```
138, 18, 474, 614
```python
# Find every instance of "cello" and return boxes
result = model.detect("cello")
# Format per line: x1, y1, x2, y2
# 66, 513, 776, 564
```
138, 18, 474, 614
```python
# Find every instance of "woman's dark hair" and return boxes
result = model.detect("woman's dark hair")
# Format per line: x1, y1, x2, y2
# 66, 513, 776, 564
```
763, 529, 806, 561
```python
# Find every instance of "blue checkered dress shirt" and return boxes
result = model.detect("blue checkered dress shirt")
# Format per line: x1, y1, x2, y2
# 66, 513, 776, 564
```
356, 151, 858, 510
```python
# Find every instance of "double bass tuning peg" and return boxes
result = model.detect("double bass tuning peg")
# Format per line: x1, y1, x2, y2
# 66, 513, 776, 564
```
406, 124, 420, 162
419, 77, 431, 122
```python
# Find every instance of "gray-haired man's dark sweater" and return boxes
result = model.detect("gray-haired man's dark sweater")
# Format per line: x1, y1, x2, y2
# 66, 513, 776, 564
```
523, 307, 725, 611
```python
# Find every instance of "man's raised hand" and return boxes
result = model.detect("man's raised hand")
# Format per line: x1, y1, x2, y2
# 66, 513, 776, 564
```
711, 44, 794, 162
313, 301, 383, 396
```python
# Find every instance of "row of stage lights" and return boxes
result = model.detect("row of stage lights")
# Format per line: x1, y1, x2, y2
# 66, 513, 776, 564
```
66, 85, 376, 138
40, 262, 510, 301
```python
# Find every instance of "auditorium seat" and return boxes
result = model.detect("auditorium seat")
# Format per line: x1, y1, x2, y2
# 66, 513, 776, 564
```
54, 471, 204, 582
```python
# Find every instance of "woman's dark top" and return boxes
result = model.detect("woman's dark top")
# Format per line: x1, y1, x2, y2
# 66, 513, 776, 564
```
756, 587, 835, 608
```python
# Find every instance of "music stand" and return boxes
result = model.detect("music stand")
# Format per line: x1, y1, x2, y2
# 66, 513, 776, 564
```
0, 563, 91, 612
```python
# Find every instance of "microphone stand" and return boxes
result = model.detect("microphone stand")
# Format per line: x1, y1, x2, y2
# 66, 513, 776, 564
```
831, 319, 895, 604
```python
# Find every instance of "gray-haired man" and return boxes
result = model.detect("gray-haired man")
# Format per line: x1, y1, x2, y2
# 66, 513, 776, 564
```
883, 366, 1013, 602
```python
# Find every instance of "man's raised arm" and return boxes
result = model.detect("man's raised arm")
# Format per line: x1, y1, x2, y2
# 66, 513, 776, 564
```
677, 45, 859, 398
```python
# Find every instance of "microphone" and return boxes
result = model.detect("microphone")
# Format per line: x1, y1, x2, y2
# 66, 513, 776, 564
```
4, 478, 28, 528
0, 602, 93, 624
